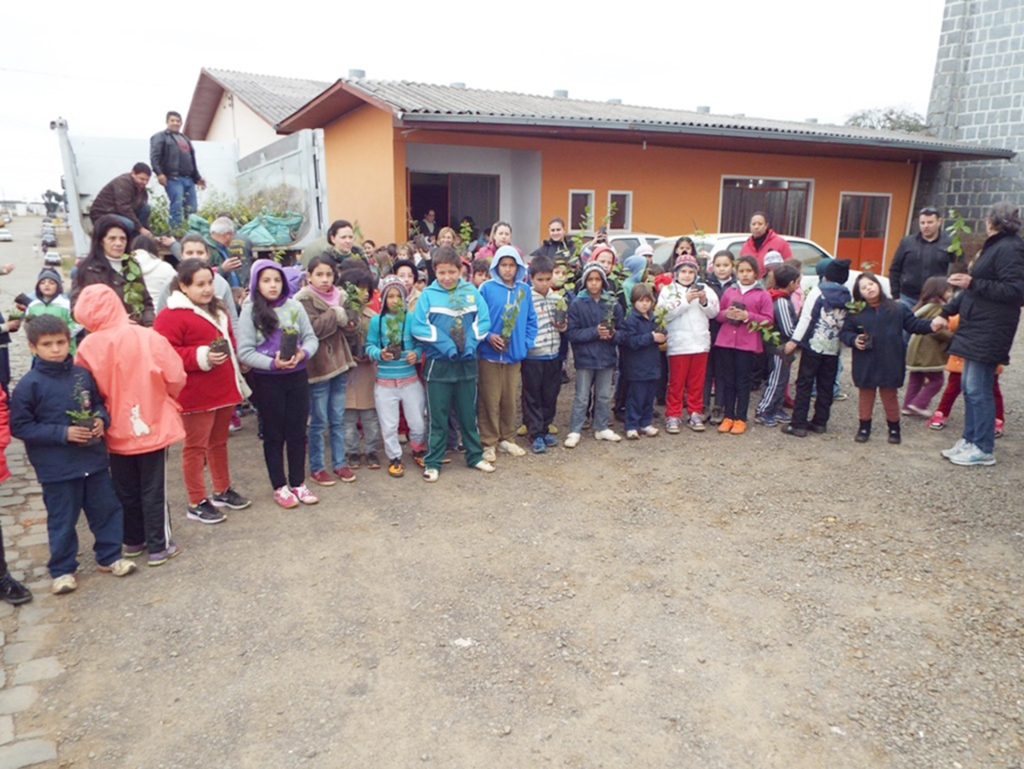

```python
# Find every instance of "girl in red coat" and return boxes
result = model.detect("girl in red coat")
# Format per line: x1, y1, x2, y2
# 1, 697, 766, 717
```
154, 259, 252, 524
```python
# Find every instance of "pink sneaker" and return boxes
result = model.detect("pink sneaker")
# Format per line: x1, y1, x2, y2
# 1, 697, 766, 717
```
292, 484, 319, 505
995, 418, 1005, 438
927, 411, 946, 431
274, 486, 299, 509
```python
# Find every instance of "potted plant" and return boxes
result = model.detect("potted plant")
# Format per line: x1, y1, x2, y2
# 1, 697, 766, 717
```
385, 308, 405, 360
500, 288, 525, 347
120, 254, 147, 323
66, 374, 101, 447
343, 284, 370, 357
599, 291, 617, 334
845, 300, 871, 349
654, 305, 669, 332
278, 309, 300, 360
449, 289, 467, 354
727, 300, 746, 326
208, 336, 229, 355
552, 291, 569, 326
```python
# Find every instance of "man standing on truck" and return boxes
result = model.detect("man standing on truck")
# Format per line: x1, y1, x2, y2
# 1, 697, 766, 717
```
89, 163, 153, 239
150, 111, 206, 229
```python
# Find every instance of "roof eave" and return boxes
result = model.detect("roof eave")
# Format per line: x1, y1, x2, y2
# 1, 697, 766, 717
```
396, 113, 1016, 162
183, 69, 225, 140
277, 80, 398, 133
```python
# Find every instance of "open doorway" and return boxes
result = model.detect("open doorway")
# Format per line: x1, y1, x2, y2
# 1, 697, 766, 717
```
409, 171, 499, 242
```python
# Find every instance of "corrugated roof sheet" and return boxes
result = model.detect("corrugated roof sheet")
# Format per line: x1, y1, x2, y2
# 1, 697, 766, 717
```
341, 79, 1007, 156
206, 68, 331, 125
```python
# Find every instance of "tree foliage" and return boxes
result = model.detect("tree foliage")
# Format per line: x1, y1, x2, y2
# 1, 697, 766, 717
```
845, 107, 928, 133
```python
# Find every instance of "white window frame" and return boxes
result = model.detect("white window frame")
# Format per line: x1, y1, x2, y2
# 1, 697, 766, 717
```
607, 190, 633, 231
834, 191, 893, 269
717, 175, 815, 237
568, 189, 595, 233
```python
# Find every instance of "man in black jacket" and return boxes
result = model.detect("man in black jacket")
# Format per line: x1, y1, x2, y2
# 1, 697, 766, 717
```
89, 163, 152, 238
888, 206, 953, 309
149, 111, 206, 229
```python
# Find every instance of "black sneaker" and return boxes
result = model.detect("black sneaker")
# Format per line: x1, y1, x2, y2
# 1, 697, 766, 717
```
781, 424, 808, 438
211, 487, 251, 510
186, 499, 227, 525
0, 571, 32, 605
366, 452, 382, 470
808, 423, 827, 434
348, 453, 363, 469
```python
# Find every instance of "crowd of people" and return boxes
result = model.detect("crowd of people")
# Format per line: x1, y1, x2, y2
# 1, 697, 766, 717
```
0, 198, 1021, 607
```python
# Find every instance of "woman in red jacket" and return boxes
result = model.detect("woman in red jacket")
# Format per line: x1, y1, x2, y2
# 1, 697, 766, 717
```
154, 260, 252, 524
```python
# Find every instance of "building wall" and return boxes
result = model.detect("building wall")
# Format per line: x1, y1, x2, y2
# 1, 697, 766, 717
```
405, 130, 916, 269
205, 92, 281, 158
918, 0, 1024, 238
322, 105, 398, 244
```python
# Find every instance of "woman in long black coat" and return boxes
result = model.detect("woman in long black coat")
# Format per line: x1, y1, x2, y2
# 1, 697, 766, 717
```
938, 202, 1024, 466
840, 272, 936, 443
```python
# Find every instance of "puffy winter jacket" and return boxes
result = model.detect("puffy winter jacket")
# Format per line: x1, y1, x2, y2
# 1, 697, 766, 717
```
566, 291, 622, 370
656, 280, 720, 355
411, 278, 491, 362
617, 310, 661, 381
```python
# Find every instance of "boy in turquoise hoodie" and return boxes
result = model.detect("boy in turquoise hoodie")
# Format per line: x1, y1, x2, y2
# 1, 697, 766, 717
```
477, 245, 537, 463
410, 246, 494, 482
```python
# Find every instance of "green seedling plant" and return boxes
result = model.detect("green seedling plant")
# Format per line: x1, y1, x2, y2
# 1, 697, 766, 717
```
654, 304, 670, 332
501, 288, 525, 342
120, 254, 147, 322
278, 309, 301, 359
385, 308, 406, 357
747, 319, 780, 346
599, 291, 617, 332
449, 288, 468, 353
945, 208, 972, 260
459, 219, 475, 257
845, 300, 867, 315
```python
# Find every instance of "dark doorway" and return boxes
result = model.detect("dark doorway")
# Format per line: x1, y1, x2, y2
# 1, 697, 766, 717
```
408, 171, 500, 241
409, 172, 449, 238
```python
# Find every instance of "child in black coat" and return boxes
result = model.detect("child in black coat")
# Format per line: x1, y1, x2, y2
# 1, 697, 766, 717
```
617, 284, 667, 439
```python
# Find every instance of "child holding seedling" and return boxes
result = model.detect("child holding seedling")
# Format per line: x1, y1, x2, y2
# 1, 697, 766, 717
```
367, 276, 426, 477
703, 251, 737, 424
296, 256, 358, 486
565, 263, 623, 448
478, 245, 537, 462
713, 256, 773, 435
410, 246, 493, 482
618, 284, 666, 439
657, 253, 720, 433
522, 256, 565, 453
11, 314, 138, 593
839, 273, 942, 444
339, 266, 382, 470
237, 260, 319, 508
154, 259, 251, 525
754, 263, 801, 427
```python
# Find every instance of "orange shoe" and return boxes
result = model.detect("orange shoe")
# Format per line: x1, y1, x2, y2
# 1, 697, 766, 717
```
730, 420, 747, 435
717, 418, 734, 433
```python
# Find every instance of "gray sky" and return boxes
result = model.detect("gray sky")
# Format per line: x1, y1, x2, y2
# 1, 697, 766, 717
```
1, 0, 946, 201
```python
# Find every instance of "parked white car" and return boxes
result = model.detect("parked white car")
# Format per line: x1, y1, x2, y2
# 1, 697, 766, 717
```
652, 233, 891, 296
0, 229, 12, 242
608, 232, 663, 260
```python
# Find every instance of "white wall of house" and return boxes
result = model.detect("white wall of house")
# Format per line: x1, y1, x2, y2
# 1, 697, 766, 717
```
405, 143, 542, 252
205, 91, 280, 157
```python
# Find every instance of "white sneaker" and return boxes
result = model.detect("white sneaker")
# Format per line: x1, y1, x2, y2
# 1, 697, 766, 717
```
423, 468, 439, 483
98, 558, 138, 577
474, 460, 496, 473
482, 446, 497, 463
941, 439, 970, 459
626, 429, 640, 440
642, 425, 659, 437
564, 432, 581, 448
594, 429, 622, 442
52, 574, 78, 595
688, 413, 706, 432
498, 440, 526, 457
949, 446, 996, 467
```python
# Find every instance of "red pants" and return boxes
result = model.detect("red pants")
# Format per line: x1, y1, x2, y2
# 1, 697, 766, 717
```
858, 387, 900, 422
936, 372, 1004, 420
182, 406, 234, 504
666, 353, 708, 418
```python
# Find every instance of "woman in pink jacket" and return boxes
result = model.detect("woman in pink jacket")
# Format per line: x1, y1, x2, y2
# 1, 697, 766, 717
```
74, 284, 187, 566
713, 256, 774, 435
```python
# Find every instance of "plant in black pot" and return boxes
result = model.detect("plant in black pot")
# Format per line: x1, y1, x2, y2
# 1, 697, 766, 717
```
500, 288, 525, 347
845, 300, 871, 350
208, 336, 230, 355
599, 291, 617, 334
449, 289, 467, 354
66, 374, 101, 447
343, 284, 370, 358
384, 308, 405, 360
552, 291, 569, 327
278, 309, 300, 360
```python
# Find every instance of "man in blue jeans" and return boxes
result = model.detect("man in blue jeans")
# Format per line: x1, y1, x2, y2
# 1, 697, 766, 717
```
150, 111, 206, 229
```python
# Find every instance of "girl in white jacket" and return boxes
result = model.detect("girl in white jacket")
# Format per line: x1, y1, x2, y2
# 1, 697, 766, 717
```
656, 254, 720, 433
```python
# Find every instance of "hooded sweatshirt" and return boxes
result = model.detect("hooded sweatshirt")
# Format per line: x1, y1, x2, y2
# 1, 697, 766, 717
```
237, 260, 319, 375
367, 276, 422, 380
620, 255, 648, 308
27, 269, 78, 353
791, 281, 852, 356
133, 248, 178, 306
411, 274, 491, 363
478, 246, 538, 364
73, 284, 187, 455
566, 263, 623, 370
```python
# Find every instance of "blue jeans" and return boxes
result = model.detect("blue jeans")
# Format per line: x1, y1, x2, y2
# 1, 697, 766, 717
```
308, 374, 348, 473
570, 367, 614, 434
109, 202, 150, 239
962, 358, 997, 454
165, 176, 197, 228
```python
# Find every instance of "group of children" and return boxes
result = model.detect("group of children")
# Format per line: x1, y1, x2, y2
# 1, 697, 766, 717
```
0, 217, 988, 605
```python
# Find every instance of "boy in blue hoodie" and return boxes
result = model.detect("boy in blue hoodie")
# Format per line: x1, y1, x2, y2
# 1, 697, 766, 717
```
477, 245, 537, 462
10, 315, 137, 595
782, 259, 852, 437
411, 246, 494, 482
367, 276, 426, 478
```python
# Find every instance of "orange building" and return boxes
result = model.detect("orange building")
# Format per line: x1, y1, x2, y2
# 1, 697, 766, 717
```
275, 78, 1012, 272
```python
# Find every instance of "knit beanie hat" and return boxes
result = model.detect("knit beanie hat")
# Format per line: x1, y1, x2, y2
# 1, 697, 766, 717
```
580, 261, 610, 290
823, 258, 851, 285
36, 268, 64, 296
673, 253, 699, 272
589, 244, 616, 265
378, 275, 408, 307
764, 250, 784, 266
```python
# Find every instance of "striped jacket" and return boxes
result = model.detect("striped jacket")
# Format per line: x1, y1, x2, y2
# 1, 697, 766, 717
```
527, 287, 561, 360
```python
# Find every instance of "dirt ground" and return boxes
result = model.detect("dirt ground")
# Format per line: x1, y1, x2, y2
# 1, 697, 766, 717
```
5, 217, 1024, 768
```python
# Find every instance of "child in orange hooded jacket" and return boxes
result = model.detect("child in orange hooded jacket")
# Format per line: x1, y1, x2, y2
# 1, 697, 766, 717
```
74, 284, 187, 566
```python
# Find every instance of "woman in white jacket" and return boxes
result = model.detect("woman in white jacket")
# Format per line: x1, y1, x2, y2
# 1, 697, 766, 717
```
656, 254, 720, 433
130, 235, 178, 307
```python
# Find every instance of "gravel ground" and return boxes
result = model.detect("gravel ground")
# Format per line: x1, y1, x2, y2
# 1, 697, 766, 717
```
7, 219, 1024, 768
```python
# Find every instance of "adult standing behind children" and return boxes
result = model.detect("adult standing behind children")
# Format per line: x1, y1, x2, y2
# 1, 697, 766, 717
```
478, 245, 537, 462
154, 260, 252, 525
740, 212, 792, 273
150, 111, 206, 229
888, 206, 952, 310
75, 284, 188, 566
71, 216, 156, 326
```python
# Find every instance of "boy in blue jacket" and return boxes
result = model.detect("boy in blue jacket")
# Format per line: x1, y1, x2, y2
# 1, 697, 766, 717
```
411, 246, 495, 482
478, 245, 537, 462
618, 284, 667, 439
565, 263, 624, 448
10, 315, 136, 595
